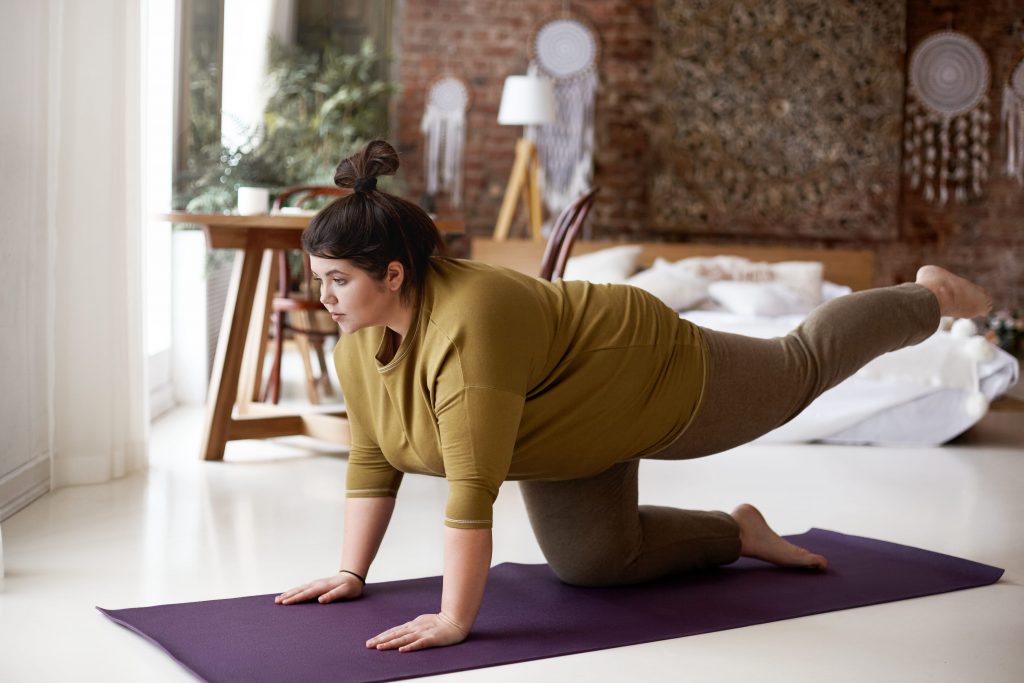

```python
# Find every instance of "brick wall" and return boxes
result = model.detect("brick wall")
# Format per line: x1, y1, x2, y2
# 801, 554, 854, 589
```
394, 0, 654, 236
394, 0, 1023, 308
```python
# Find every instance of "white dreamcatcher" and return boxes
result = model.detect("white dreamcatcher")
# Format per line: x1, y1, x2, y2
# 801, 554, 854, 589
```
904, 31, 991, 204
528, 14, 600, 217
1001, 52, 1024, 184
420, 76, 470, 208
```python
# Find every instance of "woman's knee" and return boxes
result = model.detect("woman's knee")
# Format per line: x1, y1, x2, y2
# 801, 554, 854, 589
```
529, 518, 641, 587
546, 553, 635, 588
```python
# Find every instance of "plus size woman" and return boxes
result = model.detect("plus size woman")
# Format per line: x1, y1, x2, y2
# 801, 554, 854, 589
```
274, 140, 993, 653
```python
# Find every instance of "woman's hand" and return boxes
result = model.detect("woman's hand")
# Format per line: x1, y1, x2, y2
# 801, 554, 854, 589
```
366, 613, 468, 652
275, 572, 363, 605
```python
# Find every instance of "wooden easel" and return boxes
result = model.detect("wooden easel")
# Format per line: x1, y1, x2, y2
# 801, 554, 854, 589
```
493, 137, 544, 241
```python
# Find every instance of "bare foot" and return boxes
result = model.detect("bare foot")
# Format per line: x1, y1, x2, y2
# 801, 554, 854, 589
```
915, 265, 993, 318
731, 503, 828, 570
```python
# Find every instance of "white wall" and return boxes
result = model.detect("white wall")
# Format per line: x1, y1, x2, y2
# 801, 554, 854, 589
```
0, 1, 54, 521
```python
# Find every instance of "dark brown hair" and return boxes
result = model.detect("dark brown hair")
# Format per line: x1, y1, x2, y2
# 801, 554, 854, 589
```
302, 139, 445, 304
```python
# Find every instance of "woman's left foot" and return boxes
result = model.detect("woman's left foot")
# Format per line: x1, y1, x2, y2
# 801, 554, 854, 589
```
915, 265, 993, 318
730, 503, 828, 570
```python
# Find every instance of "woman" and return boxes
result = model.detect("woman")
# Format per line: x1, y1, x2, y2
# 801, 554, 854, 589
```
274, 140, 992, 653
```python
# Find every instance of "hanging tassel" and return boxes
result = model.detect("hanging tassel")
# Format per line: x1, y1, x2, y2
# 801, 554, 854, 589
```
531, 64, 599, 212
978, 104, 990, 189
1018, 106, 1024, 184
938, 117, 950, 205
446, 115, 465, 208
420, 81, 468, 208
911, 110, 925, 189
422, 113, 441, 195
956, 115, 967, 202
923, 119, 936, 202
1016, 106, 1024, 184
1002, 85, 1016, 179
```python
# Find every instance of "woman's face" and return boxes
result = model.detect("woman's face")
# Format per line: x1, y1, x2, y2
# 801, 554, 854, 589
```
309, 256, 402, 335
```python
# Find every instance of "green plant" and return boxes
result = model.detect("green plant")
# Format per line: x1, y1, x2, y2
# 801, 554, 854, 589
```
986, 309, 1024, 357
174, 36, 399, 213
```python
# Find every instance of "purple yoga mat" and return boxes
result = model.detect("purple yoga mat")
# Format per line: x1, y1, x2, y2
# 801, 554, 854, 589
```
98, 529, 1003, 683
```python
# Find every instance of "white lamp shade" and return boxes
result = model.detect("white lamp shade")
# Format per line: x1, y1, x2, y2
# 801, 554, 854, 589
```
497, 75, 556, 125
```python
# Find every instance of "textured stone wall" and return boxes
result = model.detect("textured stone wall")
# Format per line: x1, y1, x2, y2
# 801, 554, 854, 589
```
394, 0, 1023, 307
649, 0, 905, 242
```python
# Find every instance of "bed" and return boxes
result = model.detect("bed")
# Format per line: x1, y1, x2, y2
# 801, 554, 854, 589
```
470, 238, 1020, 446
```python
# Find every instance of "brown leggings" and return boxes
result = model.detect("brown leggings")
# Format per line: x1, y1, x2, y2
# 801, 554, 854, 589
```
520, 283, 941, 587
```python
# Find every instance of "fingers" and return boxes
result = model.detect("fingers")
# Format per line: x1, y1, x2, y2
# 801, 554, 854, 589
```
368, 624, 428, 651
366, 614, 467, 652
275, 576, 360, 605
366, 623, 413, 650
275, 585, 320, 605
397, 639, 430, 653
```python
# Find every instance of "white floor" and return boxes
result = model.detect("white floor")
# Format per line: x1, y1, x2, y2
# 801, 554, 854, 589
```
2, 366, 1023, 681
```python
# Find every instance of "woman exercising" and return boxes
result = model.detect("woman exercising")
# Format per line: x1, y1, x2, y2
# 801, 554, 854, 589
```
274, 140, 992, 653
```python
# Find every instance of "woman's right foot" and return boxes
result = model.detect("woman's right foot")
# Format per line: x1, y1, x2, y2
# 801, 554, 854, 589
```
915, 265, 993, 318
730, 503, 828, 570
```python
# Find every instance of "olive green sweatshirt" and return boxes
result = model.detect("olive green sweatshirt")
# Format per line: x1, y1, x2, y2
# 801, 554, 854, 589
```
336, 257, 706, 529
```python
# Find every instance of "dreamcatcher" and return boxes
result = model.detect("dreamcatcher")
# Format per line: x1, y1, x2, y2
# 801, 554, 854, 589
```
904, 31, 991, 204
1001, 52, 1024, 184
420, 76, 470, 208
528, 14, 600, 215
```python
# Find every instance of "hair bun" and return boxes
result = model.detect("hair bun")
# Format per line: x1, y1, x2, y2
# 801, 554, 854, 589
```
335, 139, 400, 190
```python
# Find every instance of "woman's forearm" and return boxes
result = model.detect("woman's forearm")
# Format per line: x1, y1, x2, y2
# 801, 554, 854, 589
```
340, 496, 396, 576
440, 527, 493, 631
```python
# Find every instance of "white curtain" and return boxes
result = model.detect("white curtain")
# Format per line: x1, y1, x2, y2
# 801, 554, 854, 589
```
49, 0, 148, 486
0, 0, 148, 506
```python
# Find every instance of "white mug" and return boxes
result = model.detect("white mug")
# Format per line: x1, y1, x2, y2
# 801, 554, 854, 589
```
237, 187, 270, 215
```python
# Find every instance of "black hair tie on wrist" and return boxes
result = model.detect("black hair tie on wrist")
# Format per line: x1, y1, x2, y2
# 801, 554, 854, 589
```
339, 569, 366, 584
353, 176, 377, 192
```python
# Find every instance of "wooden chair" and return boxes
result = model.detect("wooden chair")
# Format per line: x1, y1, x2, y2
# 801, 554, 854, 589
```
262, 186, 350, 404
538, 187, 600, 281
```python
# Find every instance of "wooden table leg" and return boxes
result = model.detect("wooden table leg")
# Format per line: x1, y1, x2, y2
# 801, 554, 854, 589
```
237, 249, 274, 413
251, 255, 274, 402
200, 241, 264, 461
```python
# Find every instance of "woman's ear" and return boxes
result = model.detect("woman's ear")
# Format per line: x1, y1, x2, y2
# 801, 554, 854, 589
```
385, 261, 405, 293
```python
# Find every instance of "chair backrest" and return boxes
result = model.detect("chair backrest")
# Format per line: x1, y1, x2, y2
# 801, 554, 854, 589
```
271, 185, 351, 212
538, 187, 600, 281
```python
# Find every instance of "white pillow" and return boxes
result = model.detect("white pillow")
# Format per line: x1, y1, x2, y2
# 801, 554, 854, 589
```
562, 245, 642, 284
672, 255, 762, 281
672, 256, 823, 308
625, 261, 710, 310
821, 280, 852, 301
708, 280, 814, 317
770, 261, 824, 306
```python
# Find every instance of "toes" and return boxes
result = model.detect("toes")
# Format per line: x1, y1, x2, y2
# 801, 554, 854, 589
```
797, 549, 828, 570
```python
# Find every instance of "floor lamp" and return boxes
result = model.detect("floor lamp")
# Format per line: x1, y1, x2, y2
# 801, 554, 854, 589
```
493, 74, 556, 241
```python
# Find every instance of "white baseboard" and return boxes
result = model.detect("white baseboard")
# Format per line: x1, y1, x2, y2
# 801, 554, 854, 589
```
0, 456, 51, 522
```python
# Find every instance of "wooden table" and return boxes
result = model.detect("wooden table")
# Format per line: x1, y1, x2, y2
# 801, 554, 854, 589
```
158, 212, 464, 461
